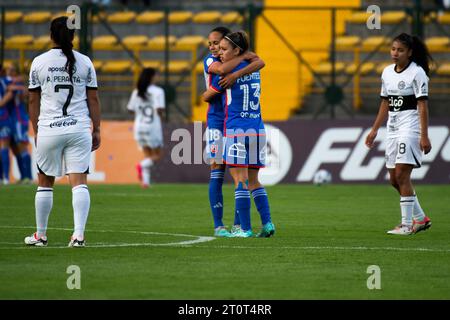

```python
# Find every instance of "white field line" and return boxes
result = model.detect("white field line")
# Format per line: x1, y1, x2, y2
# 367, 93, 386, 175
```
0, 226, 215, 249
1, 226, 449, 253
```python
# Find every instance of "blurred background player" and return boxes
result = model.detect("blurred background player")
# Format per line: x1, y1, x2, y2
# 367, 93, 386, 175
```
203, 31, 275, 238
24, 16, 101, 247
127, 67, 165, 188
366, 33, 433, 236
203, 26, 265, 237
0, 65, 13, 185
5, 62, 33, 184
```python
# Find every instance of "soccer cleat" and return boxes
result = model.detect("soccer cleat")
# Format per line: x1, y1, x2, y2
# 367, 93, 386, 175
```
387, 224, 413, 235
136, 163, 143, 182
214, 227, 232, 238
256, 222, 276, 238
68, 237, 85, 248
412, 216, 432, 234
24, 233, 48, 246
231, 229, 254, 238
230, 225, 242, 236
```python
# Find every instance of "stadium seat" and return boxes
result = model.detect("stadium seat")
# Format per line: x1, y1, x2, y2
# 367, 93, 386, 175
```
1, 59, 15, 68
425, 37, 450, 52
192, 11, 221, 24
107, 11, 136, 24
142, 60, 162, 70
312, 62, 345, 74
361, 36, 389, 51
51, 11, 75, 21
101, 60, 132, 73
73, 36, 80, 49
136, 11, 164, 24
5, 35, 34, 49
33, 35, 51, 49
195, 61, 204, 74
375, 61, 392, 74
92, 35, 118, 50
436, 63, 450, 75
175, 35, 205, 50
335, 35, 360, 50
437, 12, 450, 24
5, 11, 23, 23
122, 35, 149, 49
381, 11, 408, 24
161, 60, 190, 73
345, 62, 375, 75
23, 11, 52, 23
146, 35, 177, 50
91, 12, 108, 23
168, 11, 193, 24
346, 11, 371, 23
221, 11, 243, 24
92, 60, 104, 71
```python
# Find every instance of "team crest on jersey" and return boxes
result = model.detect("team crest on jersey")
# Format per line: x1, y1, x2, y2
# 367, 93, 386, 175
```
398, 81, 406, 90
210, 144, 219, 154
228, 142, 246, 159
87, 68, 92, 83
31, 70, 38, 86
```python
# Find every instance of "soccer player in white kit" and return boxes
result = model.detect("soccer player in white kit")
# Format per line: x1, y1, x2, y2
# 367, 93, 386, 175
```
126, 67, 165, 188
24, 16, 101, 247
366, 33, 432, 235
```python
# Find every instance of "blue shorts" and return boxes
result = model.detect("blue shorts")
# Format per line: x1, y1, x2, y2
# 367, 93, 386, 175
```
205, 127, 224, 163
11, 120, 29, 144
223, 133, 266, 168
0, 120, 11, 141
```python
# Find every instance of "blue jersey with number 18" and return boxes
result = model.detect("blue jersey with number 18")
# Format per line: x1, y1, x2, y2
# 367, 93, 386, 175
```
211, 60, 264, 135
203, 53, 224, 130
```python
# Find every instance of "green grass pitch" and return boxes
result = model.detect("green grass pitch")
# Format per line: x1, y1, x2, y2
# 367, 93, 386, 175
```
1, 183, 449, 299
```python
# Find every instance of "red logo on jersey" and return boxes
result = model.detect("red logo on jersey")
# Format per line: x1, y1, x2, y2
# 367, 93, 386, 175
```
210, 144, 218, 154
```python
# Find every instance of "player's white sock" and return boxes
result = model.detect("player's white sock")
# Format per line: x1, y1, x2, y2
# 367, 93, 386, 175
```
140, 158, 153, 185
400, 196, 415, 227
35, 187, 53, 238
72, 184, 90, 240
412, 193, 426, 221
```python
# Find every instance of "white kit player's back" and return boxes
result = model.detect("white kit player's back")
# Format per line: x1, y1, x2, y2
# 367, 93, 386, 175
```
29, 48, 98, 136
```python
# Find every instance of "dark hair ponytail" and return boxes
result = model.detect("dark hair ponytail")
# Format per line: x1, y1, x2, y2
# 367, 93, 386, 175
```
137, 67, 156, 100
224, 30, 249, 55
393, 33, 433, 76
50, 16, 76, 82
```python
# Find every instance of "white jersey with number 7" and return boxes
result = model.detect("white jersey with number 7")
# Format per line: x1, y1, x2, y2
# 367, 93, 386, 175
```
28, 48, 98, 136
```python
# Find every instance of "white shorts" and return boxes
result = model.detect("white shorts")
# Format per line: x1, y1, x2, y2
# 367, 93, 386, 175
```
385, 136, 422, 169
36, 132, 92, 177
135, 127, 163, 149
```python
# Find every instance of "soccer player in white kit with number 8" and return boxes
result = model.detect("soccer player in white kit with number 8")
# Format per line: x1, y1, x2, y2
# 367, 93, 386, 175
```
366, 33, 432, 235
24, 17, 101, 247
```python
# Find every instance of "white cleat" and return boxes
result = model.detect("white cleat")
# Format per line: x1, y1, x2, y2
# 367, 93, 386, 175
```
68, 237, 85, 248
387, 224, 413, 235
24, 233, 48, 246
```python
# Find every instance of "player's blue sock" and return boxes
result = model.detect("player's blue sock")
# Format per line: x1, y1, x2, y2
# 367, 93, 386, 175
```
233, 180, 248, 226
21, 151, 32, 179
0, 148, 10, 181
15, 153, 24, 179
233, 209, 240, 226
235, 182, 251, 231
209, 169, 225, 228
251, 187, 271, 225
